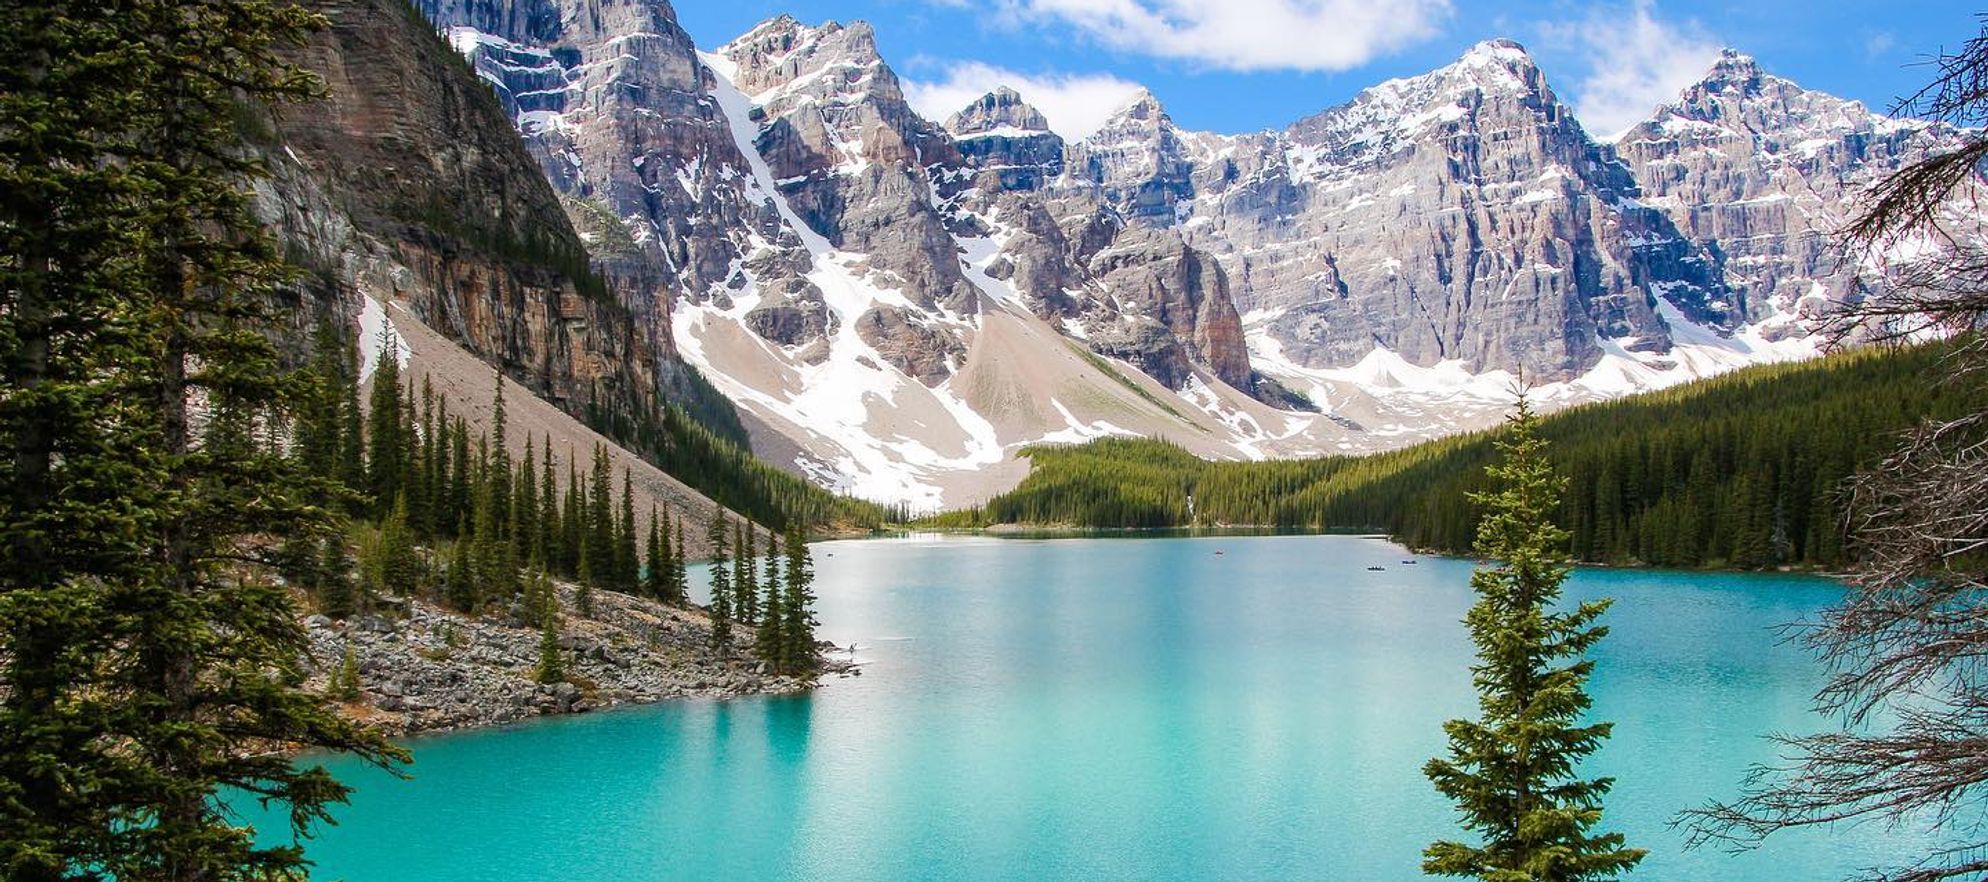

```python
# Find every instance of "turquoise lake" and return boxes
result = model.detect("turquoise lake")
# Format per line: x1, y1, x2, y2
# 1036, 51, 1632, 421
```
261, 533, 1920, 881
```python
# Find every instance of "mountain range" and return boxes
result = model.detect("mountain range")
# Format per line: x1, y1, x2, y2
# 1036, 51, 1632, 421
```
285, 0, 1962, 511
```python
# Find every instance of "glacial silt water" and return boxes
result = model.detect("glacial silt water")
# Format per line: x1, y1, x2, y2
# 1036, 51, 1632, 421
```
262, 534, 1920, 881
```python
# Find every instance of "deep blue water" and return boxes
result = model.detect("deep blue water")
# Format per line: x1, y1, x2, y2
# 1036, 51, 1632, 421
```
258, 534, 1921, 881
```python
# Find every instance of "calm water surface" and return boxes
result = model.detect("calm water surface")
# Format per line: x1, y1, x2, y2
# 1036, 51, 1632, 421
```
263, 534, 1921, 881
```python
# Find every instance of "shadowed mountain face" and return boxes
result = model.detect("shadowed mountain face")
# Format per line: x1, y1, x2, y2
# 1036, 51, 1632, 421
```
378, 0, 1965, 506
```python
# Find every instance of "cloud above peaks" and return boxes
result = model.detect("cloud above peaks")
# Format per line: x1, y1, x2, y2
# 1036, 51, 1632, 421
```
904, 62, 1147, 140
993, 0, 1451, 72
1544, 0, 1723, 140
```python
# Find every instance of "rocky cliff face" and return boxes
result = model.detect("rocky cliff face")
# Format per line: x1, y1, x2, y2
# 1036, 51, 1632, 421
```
947, 87, 1065, 192
269, 0, 666, 417
416, 0, 798, 373
1178, 40, 1733, 379
1613, 50, 1956, 336
259, 0, 751, 529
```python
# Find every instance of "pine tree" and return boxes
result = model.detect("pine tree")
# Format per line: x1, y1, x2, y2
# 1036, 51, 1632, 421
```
366, 332, 404, 515
778, 522, 819, 674
671, 514, 690, 604
534, 616, 565, 685
377, 493, 420, 597
575, 555, 596, 619
409, 375, 436, 535
1423, 398, 1644, 882
486, 369, 509, 535
538, 435, 558, 570
586, 443, 613, 585
708, 512, 733, 649
644, 507, 667, 600
341, 370, 366, 507
5, 6, 411, 876
756, 533, 785, 664
470, 437, 502, 609
616, 469, 638, 592
447, 416, 470, 539
561, 454, 583, 579
446, 526, 477, 613
318, 537, 358, 620
330, 646, 362, 701
735, 521, 758, 625
516, 444, 538, 564
428, 397, 452, 536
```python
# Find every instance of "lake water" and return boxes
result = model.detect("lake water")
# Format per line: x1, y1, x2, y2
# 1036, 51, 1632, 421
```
261, 533, 1921, 881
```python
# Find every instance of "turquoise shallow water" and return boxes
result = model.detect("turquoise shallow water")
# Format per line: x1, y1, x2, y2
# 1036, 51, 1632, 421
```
258, 533, 1922, 881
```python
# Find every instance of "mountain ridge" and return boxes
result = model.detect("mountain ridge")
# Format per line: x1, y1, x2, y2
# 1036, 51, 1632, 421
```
414, 1, 1970, 508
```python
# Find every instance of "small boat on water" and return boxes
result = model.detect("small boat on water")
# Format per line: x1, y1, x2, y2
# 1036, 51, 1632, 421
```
1366, 566, 1386, 571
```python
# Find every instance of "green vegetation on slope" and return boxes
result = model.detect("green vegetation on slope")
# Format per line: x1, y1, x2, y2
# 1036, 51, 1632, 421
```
944, 344, 1982, 569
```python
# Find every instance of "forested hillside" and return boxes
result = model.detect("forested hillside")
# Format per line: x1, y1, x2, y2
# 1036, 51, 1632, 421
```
946, 344, 1981, 568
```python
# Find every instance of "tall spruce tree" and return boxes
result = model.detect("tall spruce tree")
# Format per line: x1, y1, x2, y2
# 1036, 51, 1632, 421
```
735, 522, 757, 625
778, 522, 819, 675
517, 435, 540, 564
644, 506, 667, 601
538, 435, 558, 570
708, 512, 732, 649
365, 333, 403, 515
616, 470, 638, 592
671, 514, 690, 604
445, 524, 476, 614
1423, 398, 1643, 882
586, 443, 613, 584
428, 397, 451, 536
375, 492, 420, 597
486, 369, 508, 534
755, 533, 785, 664
0, 3, 404, 877
535, 616, 565, 685
560, 455, 583, 578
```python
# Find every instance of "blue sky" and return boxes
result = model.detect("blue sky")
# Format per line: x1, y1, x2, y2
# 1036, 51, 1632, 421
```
673, 0, 1977, 140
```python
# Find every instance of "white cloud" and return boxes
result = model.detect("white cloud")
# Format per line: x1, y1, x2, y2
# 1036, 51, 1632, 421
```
992, 0, 1451, 72
904, 62, 1148, 140
1544, 0, 1723, 141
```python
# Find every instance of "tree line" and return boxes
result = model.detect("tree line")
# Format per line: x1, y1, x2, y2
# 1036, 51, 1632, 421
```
947, 343, 1982, 570
282, 325, 705, 621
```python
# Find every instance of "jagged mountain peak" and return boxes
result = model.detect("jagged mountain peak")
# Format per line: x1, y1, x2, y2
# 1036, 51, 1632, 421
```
947, 87, 1054, 137
1630, 46, 1914, 145
1457, 37, 1538, 71
1707, 47, 1764, 80
724, 14, 878, 59
1282, 34, 1568, 167
1106, 88, 1168, 126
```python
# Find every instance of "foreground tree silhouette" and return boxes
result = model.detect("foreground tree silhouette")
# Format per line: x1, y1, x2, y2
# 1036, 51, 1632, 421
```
1684, 16, 1988, 882
1424, 397, 1644, 882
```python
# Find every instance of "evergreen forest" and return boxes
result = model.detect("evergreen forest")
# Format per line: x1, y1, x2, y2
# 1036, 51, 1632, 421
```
936, 343, 1983, 569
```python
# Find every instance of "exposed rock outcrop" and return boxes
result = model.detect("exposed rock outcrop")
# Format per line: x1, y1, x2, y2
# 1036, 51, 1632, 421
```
1614, 49, 1957, 336
306, 582, 854, 737
268, 0, 715, 426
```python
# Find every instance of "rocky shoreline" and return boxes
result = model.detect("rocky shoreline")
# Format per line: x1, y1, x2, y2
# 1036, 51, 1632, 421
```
304, 582, 855, 737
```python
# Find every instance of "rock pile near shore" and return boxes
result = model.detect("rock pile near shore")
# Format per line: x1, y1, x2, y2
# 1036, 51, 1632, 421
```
303, 583, 853, 736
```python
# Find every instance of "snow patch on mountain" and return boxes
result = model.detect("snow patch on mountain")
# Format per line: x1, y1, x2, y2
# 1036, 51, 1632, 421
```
357, 295, 410, 383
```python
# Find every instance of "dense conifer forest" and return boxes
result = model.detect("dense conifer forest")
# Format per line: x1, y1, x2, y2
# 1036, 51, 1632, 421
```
287, 328, 826, 673
936, 343, 1982, 569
